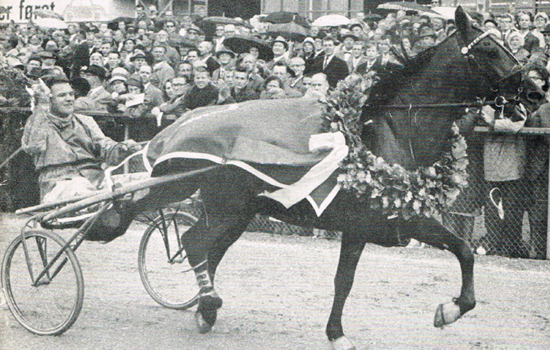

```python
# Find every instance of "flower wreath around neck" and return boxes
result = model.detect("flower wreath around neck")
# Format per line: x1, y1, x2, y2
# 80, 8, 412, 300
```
319, 79, 469, 220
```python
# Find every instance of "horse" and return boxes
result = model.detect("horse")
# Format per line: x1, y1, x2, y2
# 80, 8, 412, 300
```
134, 7, 536, 350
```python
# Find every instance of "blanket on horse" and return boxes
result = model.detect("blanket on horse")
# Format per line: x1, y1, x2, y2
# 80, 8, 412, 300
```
145, 98, 349, 215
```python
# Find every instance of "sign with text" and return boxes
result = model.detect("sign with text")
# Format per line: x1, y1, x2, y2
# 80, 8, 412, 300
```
0, 0, 135, 23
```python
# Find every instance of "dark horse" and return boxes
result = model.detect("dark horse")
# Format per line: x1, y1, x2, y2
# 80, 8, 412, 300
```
134, 7, 529, 350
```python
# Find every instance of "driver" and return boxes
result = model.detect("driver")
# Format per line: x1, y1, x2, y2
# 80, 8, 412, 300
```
22, 75, 142, 203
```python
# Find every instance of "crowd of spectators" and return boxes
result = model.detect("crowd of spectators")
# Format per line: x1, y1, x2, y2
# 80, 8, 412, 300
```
4, 6, 550, 121
1, 5, 550, 259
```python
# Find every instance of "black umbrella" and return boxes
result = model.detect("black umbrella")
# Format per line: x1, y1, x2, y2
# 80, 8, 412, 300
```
201, 16, 252, 28
108, 16, 135, 31
267, 21, 309, 42
169, 36, 197, 50
262, 12, 310, 29
223, 35, 274, 61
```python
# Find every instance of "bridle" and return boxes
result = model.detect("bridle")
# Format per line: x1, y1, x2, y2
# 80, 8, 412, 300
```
459, 30, 523, 104
383, 29, 524, 111
377, 29, 524, 164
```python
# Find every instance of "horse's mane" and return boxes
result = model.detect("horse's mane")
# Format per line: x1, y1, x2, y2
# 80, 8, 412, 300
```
365, 32, 457, 110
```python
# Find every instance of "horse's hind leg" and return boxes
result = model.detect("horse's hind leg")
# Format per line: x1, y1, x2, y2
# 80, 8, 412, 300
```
409, 218, 476, 327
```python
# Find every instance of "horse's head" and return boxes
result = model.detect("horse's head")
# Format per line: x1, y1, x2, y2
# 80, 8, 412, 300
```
454, 6, 523, 102
363, 6, 530, 170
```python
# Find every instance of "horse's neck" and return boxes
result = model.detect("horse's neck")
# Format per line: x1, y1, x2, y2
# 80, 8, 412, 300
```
375, 39, 472, 169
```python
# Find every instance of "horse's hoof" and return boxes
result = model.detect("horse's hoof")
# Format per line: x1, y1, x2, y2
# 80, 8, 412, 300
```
199, 293, 223, 310
330, 336, 356, 350
195, 311, 213, 334
434, 302, 462, 327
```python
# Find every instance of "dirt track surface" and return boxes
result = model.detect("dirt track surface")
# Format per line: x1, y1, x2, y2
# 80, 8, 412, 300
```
1, 212, 549, 350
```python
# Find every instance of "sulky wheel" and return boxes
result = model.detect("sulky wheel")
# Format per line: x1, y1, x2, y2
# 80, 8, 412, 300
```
1, 230, 84, 335
138, 210, 199, 310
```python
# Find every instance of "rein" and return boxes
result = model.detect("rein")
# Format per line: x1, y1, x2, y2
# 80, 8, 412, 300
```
382, 30, 522, 112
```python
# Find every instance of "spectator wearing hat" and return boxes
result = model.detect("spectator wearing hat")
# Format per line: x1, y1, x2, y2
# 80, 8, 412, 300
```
289, 57, 308, 93
120, 77, 151, 120
539, 24, 550, 63
151, 44, 175, 89
412, 25, 438, 55
129, 50, 152, 74
534, 12, 549, 47
72, 77, 96, 112
185, 25, 202, 45
349, 22, 365, 41
81, 64, 112, 111
267, 36, 289, 71
301, 37, 316, 66
336, 32, 358, 61
197, 41, 221, 75
305, 35, 349, 88
107, 68, 130, 113
517, 12, 541, 53
506, 31, 530, 65
90, 52, 105, 67
212, 46, 235, 82
181, 69, 219, 112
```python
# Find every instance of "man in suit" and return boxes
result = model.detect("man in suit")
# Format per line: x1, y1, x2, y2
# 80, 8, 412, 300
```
267, 36, 290, 71
304, 35, 349, 88
151, 44, 175, 89
356, 42, 383, 75
139, 65, 165, 110
288, 56, 307, 93
197, 41, 221, 75
346, 42, 368, 74
81, 65, 112, 111
155, 30, 180, 67
337, 33, 357, 61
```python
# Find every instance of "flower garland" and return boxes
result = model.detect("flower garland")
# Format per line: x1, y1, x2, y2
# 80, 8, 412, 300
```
320, 79, 469, 220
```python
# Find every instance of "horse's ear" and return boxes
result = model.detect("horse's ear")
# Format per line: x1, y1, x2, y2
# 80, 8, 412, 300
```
455, 6, 470, 36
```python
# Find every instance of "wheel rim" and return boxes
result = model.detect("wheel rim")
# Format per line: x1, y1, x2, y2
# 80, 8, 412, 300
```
1, 230, 84, 335
138, 212, 199, 310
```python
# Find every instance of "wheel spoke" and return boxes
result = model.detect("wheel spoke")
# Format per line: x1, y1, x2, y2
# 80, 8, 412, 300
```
138, 211, 199, 310
2, 230, 84, 335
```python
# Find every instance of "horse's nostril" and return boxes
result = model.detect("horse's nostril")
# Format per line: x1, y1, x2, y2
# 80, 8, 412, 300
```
527, 92, 545, 101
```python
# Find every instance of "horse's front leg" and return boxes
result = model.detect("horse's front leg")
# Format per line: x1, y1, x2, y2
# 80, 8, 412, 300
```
326, 231, 367, 350
411, 218, 476, 327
